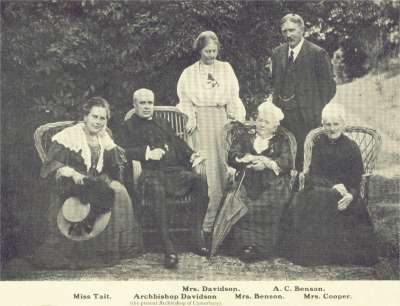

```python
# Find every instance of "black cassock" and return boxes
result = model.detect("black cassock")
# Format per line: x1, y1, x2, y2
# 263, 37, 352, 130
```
118, 114, 208, 199
117, 114, 208, 252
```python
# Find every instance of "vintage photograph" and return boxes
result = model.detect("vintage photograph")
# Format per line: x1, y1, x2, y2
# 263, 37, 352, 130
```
1, 0, 399, 287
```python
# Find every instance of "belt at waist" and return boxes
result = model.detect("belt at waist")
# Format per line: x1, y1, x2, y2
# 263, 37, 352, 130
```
195, 104, 226, 108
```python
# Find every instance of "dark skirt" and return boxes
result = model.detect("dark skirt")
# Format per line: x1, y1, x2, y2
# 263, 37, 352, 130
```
229, 177, 291, 257
281, 186, 378, 266
28, 181, 143, 269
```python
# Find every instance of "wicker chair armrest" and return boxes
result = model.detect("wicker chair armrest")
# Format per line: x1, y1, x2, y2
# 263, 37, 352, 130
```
34, 121, 76, 163
360, 173, 371, 202
115, 146, 127, 183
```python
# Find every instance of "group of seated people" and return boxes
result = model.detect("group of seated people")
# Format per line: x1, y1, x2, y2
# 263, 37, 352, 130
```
29, 87, 379, 271
29, 16, 381, 271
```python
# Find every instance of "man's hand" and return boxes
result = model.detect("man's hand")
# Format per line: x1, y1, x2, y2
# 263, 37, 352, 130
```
190, 152, 201, 163
190, 152, 205, 168
333, 183, 348, 196
148, 148, 165, 161
338, 193, 353, 211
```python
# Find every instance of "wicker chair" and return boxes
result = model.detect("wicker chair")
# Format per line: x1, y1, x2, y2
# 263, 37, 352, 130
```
223, 121, 298, 190
299, 126, 382, 204
124, 106, 207, 239
34, 121, 125, 180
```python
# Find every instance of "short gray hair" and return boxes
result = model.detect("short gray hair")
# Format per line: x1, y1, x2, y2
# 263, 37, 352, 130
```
132, 88, 154, 104
321, 103, 346, 123
280, 13, 305, 30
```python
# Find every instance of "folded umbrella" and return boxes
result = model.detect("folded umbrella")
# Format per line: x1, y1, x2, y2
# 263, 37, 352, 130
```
211, 170, 248, 256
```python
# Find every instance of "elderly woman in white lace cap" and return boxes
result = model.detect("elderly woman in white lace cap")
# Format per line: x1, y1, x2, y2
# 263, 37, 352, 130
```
214, 101, 293, 262
282, 102, 378, 266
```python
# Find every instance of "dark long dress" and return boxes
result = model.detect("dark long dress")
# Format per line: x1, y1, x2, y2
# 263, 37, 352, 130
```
224, 127, 293, 258
29, 126, 143, 269
282, 133, 378, 266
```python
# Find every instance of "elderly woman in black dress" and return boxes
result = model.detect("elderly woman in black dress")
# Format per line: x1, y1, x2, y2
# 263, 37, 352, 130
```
221, 102, 293, 262
282, 103, 378, 266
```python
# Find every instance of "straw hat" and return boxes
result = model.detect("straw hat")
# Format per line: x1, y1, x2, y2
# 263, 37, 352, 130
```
57, 197, 111, 241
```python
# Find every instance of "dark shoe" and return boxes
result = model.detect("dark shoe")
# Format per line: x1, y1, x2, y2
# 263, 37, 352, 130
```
239, 246, 261, 263
164, 253, 179, 269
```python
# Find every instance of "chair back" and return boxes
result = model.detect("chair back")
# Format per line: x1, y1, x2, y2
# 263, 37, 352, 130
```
34, 121, 77, 162
303, 126, 382, 176
34, 121, 114, 163
223, 121, 298, 179
124, 106, 189, 142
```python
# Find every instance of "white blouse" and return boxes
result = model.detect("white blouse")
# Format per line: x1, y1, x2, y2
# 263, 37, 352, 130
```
176, 60, 246, 125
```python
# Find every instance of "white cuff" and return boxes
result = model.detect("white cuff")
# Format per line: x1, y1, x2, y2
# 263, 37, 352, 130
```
145, 146, 150, 161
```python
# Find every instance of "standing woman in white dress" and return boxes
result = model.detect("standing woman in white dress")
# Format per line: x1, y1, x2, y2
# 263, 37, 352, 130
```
177, 31, 246, 253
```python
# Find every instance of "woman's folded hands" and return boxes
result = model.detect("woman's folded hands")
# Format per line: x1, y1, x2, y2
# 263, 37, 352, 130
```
235, 154, 281, 174
333, 183, 353, 210
57, 166, 87, 185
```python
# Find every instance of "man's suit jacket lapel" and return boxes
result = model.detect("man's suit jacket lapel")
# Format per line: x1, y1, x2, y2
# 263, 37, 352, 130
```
275, 43, 289, 88
293, 39, 309, 68
281, 43, 289, 74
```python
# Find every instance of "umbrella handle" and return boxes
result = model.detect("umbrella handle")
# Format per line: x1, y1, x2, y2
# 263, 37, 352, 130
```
232, 169, 246, 199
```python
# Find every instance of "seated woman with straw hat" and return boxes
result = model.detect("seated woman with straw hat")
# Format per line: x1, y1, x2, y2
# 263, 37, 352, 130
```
30, 97, 143, 269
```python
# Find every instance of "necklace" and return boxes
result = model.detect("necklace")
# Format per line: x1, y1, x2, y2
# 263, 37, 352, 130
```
83, 126, 99, 146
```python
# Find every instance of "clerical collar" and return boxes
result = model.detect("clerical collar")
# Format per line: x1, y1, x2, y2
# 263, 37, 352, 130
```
288, 37, 304, 61
134, 113, 153, 121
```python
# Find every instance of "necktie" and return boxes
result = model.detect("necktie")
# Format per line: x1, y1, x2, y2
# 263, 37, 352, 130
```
288, 50, 294, 63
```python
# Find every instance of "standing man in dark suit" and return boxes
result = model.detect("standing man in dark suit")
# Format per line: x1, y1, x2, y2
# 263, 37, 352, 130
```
272, 14, 336, 171
118, 88, 209, 269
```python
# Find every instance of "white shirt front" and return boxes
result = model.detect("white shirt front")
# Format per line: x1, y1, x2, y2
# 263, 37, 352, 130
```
288, 37, 304, 62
